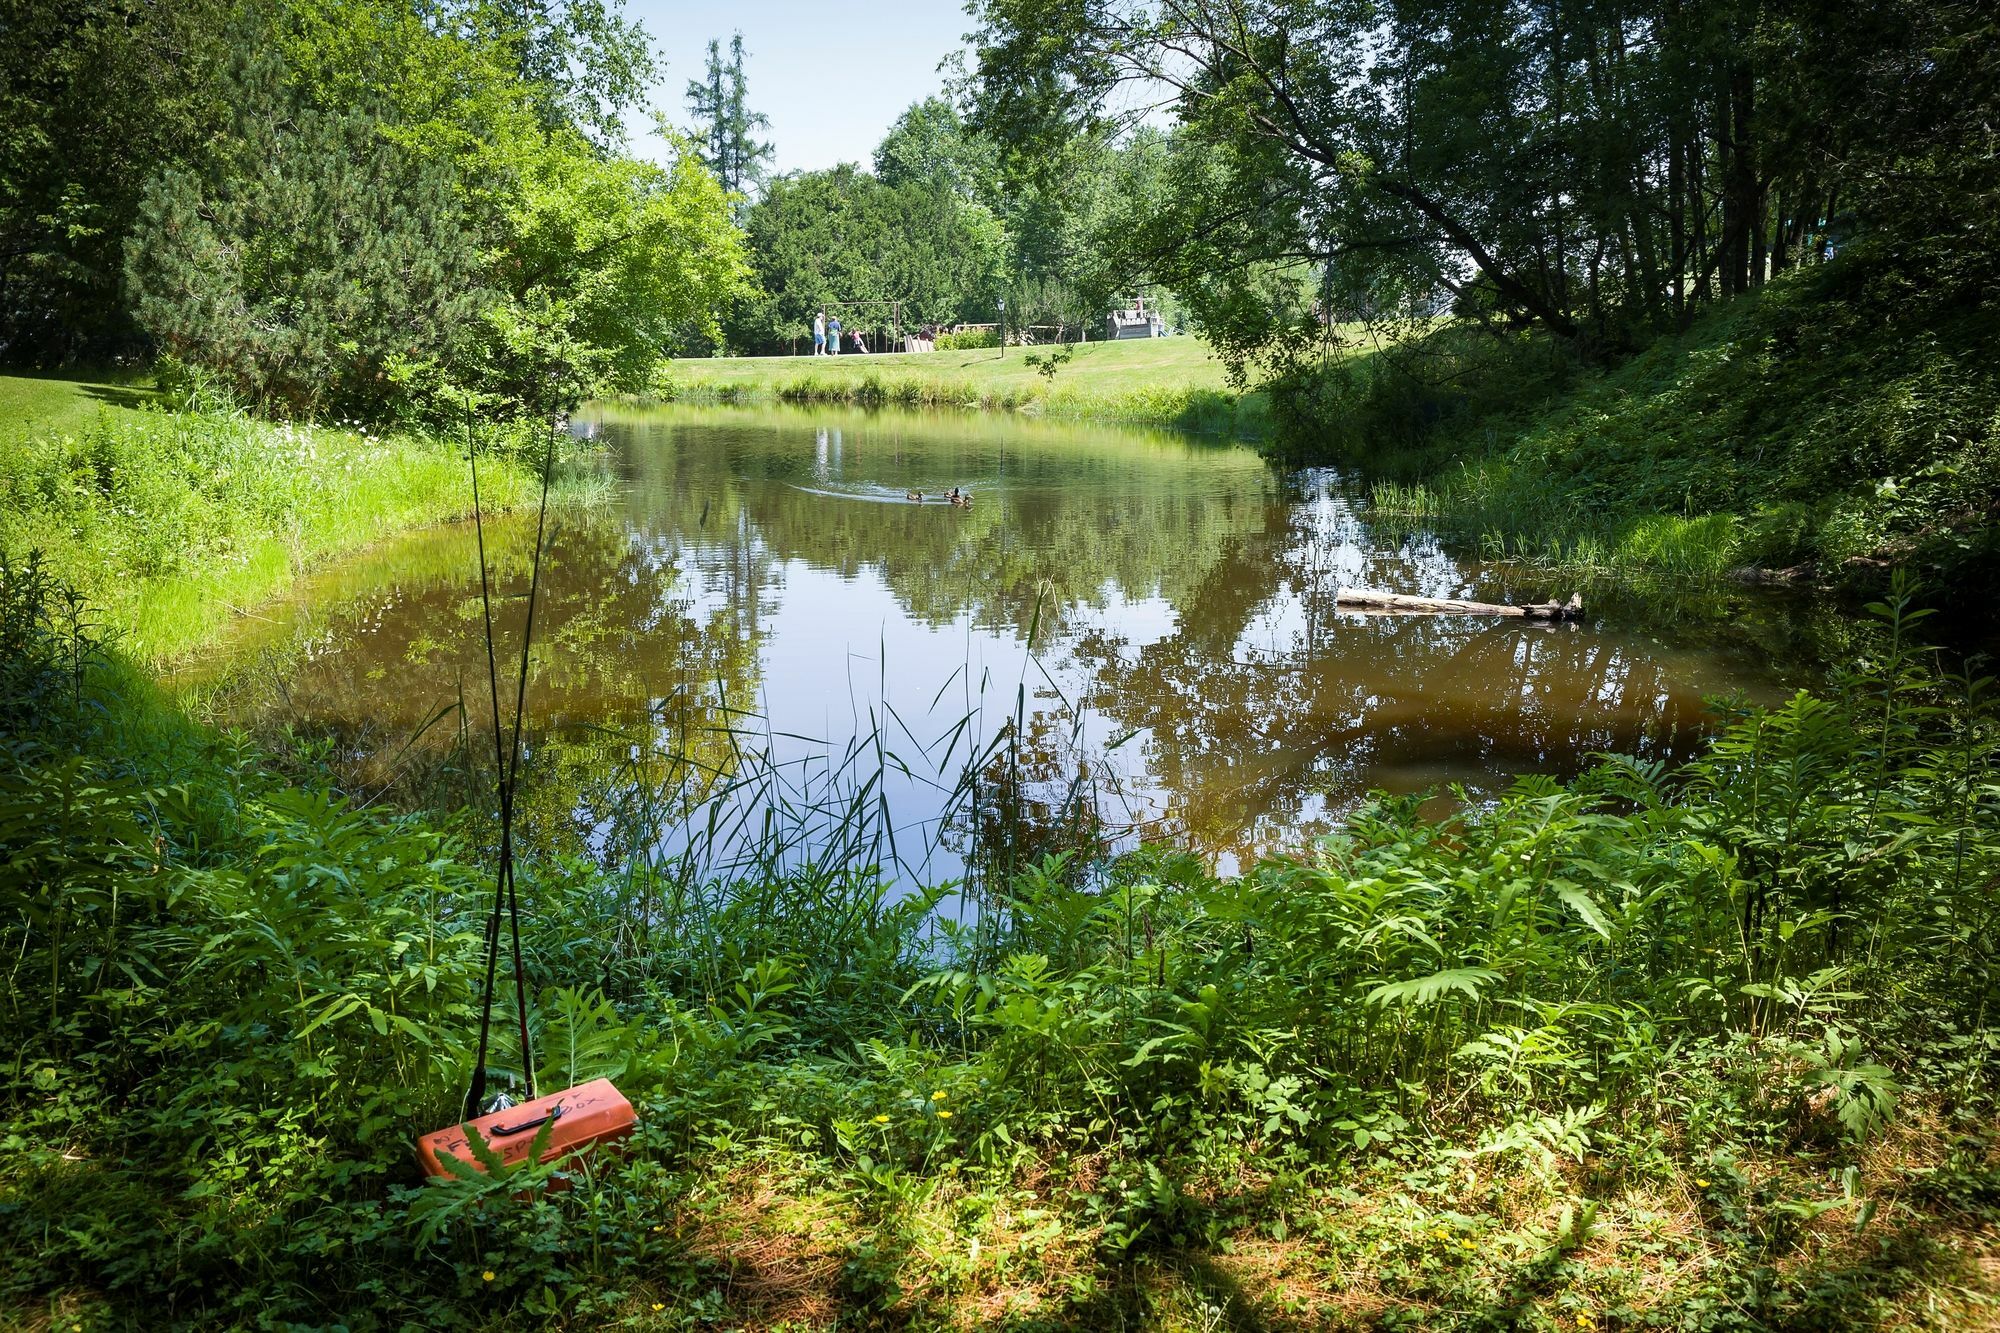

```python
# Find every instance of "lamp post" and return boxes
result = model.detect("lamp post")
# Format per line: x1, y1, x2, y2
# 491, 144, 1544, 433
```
996, 297, 1005, 360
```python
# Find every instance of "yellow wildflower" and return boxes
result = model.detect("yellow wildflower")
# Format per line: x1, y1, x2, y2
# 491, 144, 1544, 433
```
1695, 1178, 1711, 1188
936, 1109, 953, 1119
873, 1114, 891, 1124
652, 1303, 665, 1312
1576, 1314, 1596, 1329
481, 1270, 496, 1282
931, 1090, 948, 1101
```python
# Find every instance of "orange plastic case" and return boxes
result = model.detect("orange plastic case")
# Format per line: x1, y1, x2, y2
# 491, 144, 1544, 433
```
416, 1078, 635, 1179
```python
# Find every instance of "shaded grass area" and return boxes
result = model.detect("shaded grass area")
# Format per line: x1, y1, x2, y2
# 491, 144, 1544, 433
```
0, 370, 163, 442
1311, 255, 2000, 593
0, 372, 537, 661
636, 1110, 2000, 1331
663, 338, 1271, 439
2, 564, 1996, 1329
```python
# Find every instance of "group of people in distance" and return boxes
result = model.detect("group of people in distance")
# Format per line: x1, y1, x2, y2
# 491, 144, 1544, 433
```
811, 308, 869, 356
812, 309, 954, 355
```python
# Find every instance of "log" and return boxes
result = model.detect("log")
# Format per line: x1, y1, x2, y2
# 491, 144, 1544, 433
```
1335, 587, 1584, 621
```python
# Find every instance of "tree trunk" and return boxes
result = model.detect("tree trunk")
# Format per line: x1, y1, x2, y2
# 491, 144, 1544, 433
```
1336, 588, 1585, 620
1670, 129, 1687, 322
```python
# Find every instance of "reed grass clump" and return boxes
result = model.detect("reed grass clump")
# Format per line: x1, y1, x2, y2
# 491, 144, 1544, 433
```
2, 562, 1994, 1327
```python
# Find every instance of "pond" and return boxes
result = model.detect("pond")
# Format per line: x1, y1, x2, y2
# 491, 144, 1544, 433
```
189, 405, 1852, 888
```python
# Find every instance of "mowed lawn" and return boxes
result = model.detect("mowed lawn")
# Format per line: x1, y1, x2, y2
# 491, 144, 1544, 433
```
671, 334, 1243, 397
0, 371, 160, 440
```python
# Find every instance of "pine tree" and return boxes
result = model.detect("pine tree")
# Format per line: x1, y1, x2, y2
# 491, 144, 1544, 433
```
124, 40, 482, 421
686, 32, 773, 197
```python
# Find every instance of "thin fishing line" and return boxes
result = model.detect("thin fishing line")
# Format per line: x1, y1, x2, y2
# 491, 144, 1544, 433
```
496, 403, 564, 1101
464, 398, 511, 1120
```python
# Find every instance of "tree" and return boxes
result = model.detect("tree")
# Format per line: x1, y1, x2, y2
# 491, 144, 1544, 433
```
124, 45, 483, 421
464, 0, 658, 149
0, 0, 232, 361
477, 129, 750, 404
875, 97, 999, 202
964, 0, 1977, 367
726, 166, 1003, 352
686, 32, 774, 198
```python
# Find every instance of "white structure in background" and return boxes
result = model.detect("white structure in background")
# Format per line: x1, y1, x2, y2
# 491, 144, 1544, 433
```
1106, 295, 1166, 340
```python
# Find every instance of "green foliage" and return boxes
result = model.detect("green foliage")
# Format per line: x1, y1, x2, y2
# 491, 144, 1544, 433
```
0, 0, 232, 361
0, 563, 1995, 1323
727, 166, 1005, 351
9, 0, 741, 424
934, 329, 1001, 351
125, 44, 483, 422
476, 128, 748, 402
1310, 250, 2000, 589
0, 385, 536, 660
0, 550, 99, 740
967, 0, 1998, 367
874, 97, 1000, 202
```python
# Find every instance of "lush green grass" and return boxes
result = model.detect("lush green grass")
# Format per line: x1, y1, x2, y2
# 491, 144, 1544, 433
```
665, 336, 1271, 437
1315, 254, 2000, 593
0, 372, 536, 662
3, 559, 1996, 1328
0, 370, 162, 442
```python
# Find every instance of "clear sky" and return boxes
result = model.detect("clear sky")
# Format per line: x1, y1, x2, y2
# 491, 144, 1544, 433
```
622, 1, 978, 177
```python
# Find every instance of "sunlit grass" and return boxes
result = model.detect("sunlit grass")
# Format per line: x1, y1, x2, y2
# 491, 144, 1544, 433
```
660, 338, 1274, 437
0, 372, 539, 663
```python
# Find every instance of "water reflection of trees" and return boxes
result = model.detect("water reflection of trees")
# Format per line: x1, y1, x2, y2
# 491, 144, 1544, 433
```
612, 406, 1280, 640
226, 407, 1841, 875
1069, 485, 1743, 854
254, 511, 772, 855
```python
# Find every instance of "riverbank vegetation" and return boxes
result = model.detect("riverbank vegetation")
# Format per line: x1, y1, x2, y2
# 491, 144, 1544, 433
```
0, 372, 543, 661
4, 547, 1997, 1327
1334, 247, 2000, 593
659, 337, 1269, 437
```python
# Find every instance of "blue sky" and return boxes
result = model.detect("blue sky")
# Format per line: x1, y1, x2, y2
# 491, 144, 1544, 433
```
623, 1, 977, 177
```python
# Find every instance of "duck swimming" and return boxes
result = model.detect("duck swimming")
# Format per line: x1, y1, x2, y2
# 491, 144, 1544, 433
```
948, 488, 971, 507
906, 489, 924, 501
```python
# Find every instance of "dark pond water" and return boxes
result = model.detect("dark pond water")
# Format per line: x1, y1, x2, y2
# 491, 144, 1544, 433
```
188, 405, 1853, 885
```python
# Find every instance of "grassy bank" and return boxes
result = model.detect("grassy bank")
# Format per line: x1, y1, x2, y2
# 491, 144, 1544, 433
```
0, 373, 536, 661
1306, 255, 2000, 594
664, 337, 1270, 438
3, 549, 1996, 1328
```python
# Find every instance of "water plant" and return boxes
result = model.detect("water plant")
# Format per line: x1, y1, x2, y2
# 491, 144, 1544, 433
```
1, 561, 1994, 1328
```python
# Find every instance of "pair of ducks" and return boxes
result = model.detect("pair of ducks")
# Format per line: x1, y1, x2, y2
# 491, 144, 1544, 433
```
906, 488, 972, 507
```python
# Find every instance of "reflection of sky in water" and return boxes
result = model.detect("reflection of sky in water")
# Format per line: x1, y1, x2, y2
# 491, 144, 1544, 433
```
200, 405, 1831, 890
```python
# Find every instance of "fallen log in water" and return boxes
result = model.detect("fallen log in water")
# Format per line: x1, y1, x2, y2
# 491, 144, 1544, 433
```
1335, 587, 1584, 620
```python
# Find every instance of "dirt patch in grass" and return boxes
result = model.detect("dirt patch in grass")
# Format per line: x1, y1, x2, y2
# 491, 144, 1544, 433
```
677, 1167, 852, 1330
1195, 1237, 1391, 1328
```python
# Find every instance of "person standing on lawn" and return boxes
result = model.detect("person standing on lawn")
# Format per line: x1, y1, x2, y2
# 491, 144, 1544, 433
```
812, 309, 826, 355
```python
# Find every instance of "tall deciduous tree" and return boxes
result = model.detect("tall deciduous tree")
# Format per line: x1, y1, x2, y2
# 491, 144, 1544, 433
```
875, 98, 999, 202
965, 0, 1996, 369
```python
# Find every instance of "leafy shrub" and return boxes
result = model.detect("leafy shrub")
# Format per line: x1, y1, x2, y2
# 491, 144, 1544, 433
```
0, 582, 1993, 1326
0, 552, 99, 739
935, 328, 1001, 351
